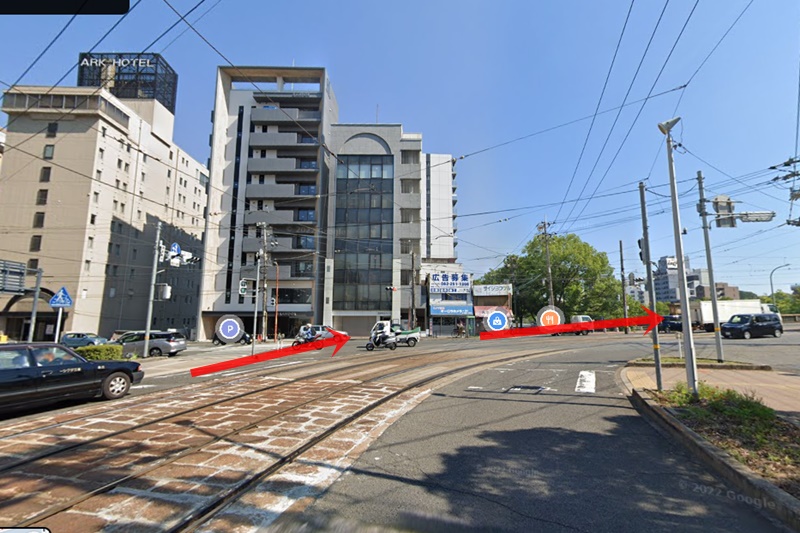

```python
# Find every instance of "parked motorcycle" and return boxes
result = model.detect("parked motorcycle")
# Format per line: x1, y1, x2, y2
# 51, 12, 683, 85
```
365, 329, 397, 351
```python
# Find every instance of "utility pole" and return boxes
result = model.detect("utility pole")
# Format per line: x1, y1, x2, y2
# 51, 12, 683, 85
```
620, 240, 629, 334
144, 221, 162, 359
697, 171, 724, 362
27, 268, 43, 342
252, 250, 261, 356
410, 251, 416, 329
639, 182, 663, 390
538, 217, 555, 307
257, 222, 269, 342
274, 260, 279, 342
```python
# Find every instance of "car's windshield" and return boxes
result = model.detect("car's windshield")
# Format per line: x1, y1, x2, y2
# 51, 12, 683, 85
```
729, 315, 752, 324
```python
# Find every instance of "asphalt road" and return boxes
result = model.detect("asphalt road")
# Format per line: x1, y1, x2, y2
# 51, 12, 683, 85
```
293, 336, 790, 532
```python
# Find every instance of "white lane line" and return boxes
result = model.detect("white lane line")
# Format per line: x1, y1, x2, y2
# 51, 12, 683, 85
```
575, 370, 596, 393
467, 386, 484, 390
131, 385, 157, 389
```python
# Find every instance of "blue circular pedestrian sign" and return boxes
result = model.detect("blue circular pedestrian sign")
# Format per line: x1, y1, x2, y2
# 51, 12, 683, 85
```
486, 311, 508, 331
170, 242, 181, 256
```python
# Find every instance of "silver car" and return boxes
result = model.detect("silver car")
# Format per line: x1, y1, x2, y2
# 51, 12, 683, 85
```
111, 330, 187, 358
61, 332, 108, 347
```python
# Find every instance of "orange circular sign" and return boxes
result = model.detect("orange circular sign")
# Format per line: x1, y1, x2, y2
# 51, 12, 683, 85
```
540, 310, 561, 326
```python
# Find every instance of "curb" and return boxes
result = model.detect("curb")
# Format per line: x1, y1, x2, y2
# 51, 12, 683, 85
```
622, 374, 800, 532
625, 362, 773, 371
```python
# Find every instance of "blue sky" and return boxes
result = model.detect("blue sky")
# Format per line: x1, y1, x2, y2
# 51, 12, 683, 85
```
1, 0, 798, 296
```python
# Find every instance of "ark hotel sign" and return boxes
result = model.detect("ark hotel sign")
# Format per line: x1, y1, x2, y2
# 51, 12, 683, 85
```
80, 57, 154, 68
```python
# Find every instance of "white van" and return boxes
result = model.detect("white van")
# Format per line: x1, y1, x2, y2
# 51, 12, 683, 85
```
569, 315, 593, 336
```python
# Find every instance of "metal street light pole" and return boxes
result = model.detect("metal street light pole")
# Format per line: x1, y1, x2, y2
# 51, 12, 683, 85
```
770, 263, 790, 307
659, 116, 698, 396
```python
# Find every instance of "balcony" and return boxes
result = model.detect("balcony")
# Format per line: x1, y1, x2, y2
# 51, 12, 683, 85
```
243, 210, 297, 226
246, 182, 295, 198
247, 157, 319, 174
249, 132, 318, 149
250, 107, 320, 124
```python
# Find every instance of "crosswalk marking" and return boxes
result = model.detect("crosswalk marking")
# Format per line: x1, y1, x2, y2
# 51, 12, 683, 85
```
575, 370, 596, 393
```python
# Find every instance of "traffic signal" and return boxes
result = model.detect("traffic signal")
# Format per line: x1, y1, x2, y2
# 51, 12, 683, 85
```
270, 297, 276, 306
385, 286, 397, 292
637, 238, 644, 264
238, 279, 248, 295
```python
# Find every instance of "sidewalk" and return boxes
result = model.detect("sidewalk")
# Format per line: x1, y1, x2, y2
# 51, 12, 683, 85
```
622, 365, 800, 424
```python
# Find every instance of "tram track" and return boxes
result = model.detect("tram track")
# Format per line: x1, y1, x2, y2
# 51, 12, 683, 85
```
3, 342, 571, 530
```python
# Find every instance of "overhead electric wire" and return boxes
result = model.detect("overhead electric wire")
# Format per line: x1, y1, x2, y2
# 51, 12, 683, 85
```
558, 0, 672, 233
553, 0, 636, 226
9, 8, 82, 88
564, 0, 700, 235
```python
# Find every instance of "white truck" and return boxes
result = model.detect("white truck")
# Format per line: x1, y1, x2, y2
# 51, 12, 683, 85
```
689, 300, 779, 332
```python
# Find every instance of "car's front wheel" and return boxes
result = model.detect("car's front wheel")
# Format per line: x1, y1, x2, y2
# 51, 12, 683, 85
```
742, 330, 752, 340
774, 329, 782, 338
102, 372, 131, 400
407, 338, 417, 347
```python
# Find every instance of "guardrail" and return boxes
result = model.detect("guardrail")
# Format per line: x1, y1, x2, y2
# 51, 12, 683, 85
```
782, 314, 799, 323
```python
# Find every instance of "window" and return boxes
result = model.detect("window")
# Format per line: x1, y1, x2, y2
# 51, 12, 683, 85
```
124, 162, 129, 172
27, 259, 39, 271
117, 159, 123, 169
101, 126, 107, 137
143, 154, 148, 163
96, 170, 102, 181
43, 145, 54, 160
29, 235, 42, 252
46, 122, 58, 137
298, 184, 316, 195
90, 214, 96, 225
132, 248, 137, 260
33, 212, 45, 228
400, 240, 412, 254
84, 260, 91, 273
297, 209, 315, 221
401, 150, 420, 165
294, 261, 314, 276
126, 143, 131, 153
120, 203, 125, 214
141, 172, 146, 182
98, 148, 104, 159
137, 209, 142, 220
39, 167, 51, 183
400, 209, 418, 223
169, 151, 173, 160
88, 236, 94, 249
401, 180, 420, 194
167, 170, 171, 178
115, 179, 120, 188
112, 265, 118, 277
36, 189, 48, 205
113, 200, 118, 211
297, 235, 314, 249
115, 244, 121, 256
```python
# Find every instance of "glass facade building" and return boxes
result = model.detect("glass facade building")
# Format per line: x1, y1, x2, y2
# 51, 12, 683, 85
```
333, 155, 395, 311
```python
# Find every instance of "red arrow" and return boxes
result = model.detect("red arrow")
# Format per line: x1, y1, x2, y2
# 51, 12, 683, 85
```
190, 328, 350, 378
480, 306, 664, 340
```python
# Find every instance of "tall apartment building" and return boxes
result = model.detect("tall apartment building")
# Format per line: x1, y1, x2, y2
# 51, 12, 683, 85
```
200, 67, 460, 338
0, 84, 208, 340
200, 67, 339, 339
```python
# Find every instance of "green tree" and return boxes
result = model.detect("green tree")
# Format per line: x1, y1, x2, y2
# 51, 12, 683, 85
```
479, 234, 622, 321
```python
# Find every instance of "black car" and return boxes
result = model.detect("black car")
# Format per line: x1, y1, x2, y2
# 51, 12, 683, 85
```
721, 313, 783, 339
212, 332, 253, 346
658, 315, 683, 333
0, 343, 144, 414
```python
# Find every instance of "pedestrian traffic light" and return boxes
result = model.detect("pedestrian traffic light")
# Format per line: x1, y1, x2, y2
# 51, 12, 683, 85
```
385, 286, 397, 291
238, 279, 247, 295
637, 238, 644, 264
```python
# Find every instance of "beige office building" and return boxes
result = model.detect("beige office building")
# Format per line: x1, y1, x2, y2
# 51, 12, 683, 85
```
0, 86, 208, 340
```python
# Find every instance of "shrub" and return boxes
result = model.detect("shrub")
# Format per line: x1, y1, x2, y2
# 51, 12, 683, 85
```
74, 344, 127, 360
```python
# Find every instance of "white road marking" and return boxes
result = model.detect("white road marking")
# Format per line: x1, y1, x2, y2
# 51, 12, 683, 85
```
575, 370, 596, 393
467, 386, 484, 390
131, 385, 156, 389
